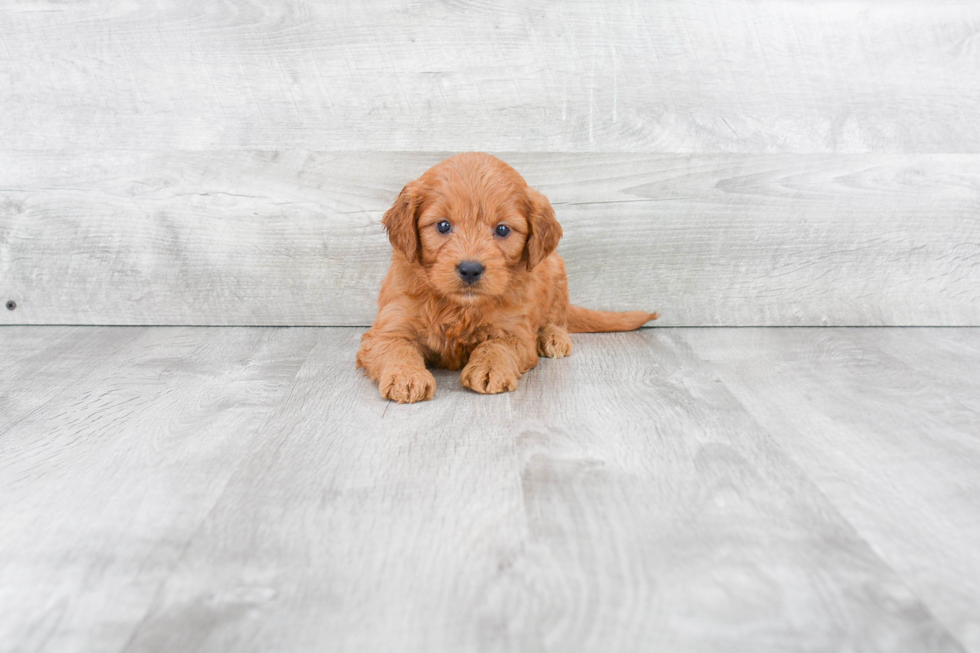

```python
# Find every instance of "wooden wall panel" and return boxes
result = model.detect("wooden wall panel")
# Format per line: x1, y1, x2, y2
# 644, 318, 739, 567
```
2, 152, 977, 326
1, 1, 978, 153
2, 1, 977, 325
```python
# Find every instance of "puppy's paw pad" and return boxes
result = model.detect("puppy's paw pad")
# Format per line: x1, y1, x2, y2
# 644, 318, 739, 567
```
537, 327, 573, 358
380, 368, 436, 404
461, 362, 519, 394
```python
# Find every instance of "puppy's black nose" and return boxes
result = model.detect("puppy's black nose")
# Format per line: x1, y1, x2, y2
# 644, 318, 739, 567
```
456, 261, 485, 284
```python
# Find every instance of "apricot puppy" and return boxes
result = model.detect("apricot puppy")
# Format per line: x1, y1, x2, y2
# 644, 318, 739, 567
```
356, 152, 658, 403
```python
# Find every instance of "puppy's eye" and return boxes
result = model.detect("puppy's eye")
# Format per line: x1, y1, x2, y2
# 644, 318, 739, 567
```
436, 220, 452, 234
494, 224, 511, 237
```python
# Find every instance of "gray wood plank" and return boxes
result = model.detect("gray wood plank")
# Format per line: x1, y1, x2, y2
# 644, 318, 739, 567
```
3, 152, 978, 327
1, 326, 82, 392
0, 326, 321, 653
1, 1, 978, 153
683, 327, 980, 652
0, 326, 146, 434
114, 328, 962, 653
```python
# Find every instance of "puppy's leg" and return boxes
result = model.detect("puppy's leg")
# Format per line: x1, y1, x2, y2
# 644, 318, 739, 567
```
461, 336, 538, 394
357, 332, 435, 403
537, 324, 573, 358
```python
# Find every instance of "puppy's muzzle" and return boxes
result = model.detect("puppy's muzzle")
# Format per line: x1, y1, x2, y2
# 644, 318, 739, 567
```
456, 261, 485, 284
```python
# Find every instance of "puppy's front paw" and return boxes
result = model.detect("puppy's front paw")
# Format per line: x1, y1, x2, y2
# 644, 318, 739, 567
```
461, 360, 519, 394
379, 368, 436, 403
537, 325, 573, 358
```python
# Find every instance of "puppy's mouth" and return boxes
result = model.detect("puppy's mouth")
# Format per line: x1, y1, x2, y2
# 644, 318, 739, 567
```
454, 287, 482, 300
450, 284, 491, 303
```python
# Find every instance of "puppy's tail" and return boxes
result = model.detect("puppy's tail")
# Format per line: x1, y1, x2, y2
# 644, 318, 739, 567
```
567, 305, 659, 333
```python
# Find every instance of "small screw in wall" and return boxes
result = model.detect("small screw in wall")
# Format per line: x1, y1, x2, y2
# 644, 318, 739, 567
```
5, 300, 16, 311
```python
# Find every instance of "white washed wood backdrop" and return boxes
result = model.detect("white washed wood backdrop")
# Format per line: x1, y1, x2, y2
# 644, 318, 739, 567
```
1, 0, 978, 326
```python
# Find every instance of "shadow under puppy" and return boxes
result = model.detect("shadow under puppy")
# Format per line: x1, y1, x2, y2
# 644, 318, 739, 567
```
357, 152, 658, 403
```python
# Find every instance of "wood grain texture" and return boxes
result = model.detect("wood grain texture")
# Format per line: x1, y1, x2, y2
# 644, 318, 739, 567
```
0, 326, 321, 653
0, 326, 146, 436
2, 151, 978, 327
1, 0, 978, 153
0, 326, 964, 652
684, 327, 980, 652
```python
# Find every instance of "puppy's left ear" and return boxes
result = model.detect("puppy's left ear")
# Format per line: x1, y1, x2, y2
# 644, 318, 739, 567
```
382, 180, 425, 262
524, 187, 562, 270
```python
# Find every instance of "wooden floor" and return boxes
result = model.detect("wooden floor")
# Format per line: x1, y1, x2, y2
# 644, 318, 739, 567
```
1, 326, 978, 653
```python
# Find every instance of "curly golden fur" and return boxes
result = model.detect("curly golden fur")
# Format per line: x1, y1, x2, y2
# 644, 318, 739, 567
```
357, 152, 658, 403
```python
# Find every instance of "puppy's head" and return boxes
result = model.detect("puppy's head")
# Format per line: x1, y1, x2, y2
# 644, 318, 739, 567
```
382, 152, 562, 304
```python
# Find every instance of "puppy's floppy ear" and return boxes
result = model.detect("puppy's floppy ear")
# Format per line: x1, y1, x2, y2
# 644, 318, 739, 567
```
524, 187, 562, 270
382, 180, 424, 262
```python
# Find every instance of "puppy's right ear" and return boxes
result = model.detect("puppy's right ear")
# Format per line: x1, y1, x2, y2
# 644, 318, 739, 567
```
382, 180, 424, 262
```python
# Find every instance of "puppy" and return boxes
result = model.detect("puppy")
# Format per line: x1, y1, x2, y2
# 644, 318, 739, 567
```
356, 152, 658, 403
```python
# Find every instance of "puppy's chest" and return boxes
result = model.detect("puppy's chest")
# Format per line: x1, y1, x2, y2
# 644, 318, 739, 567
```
420, 317, 496, 370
